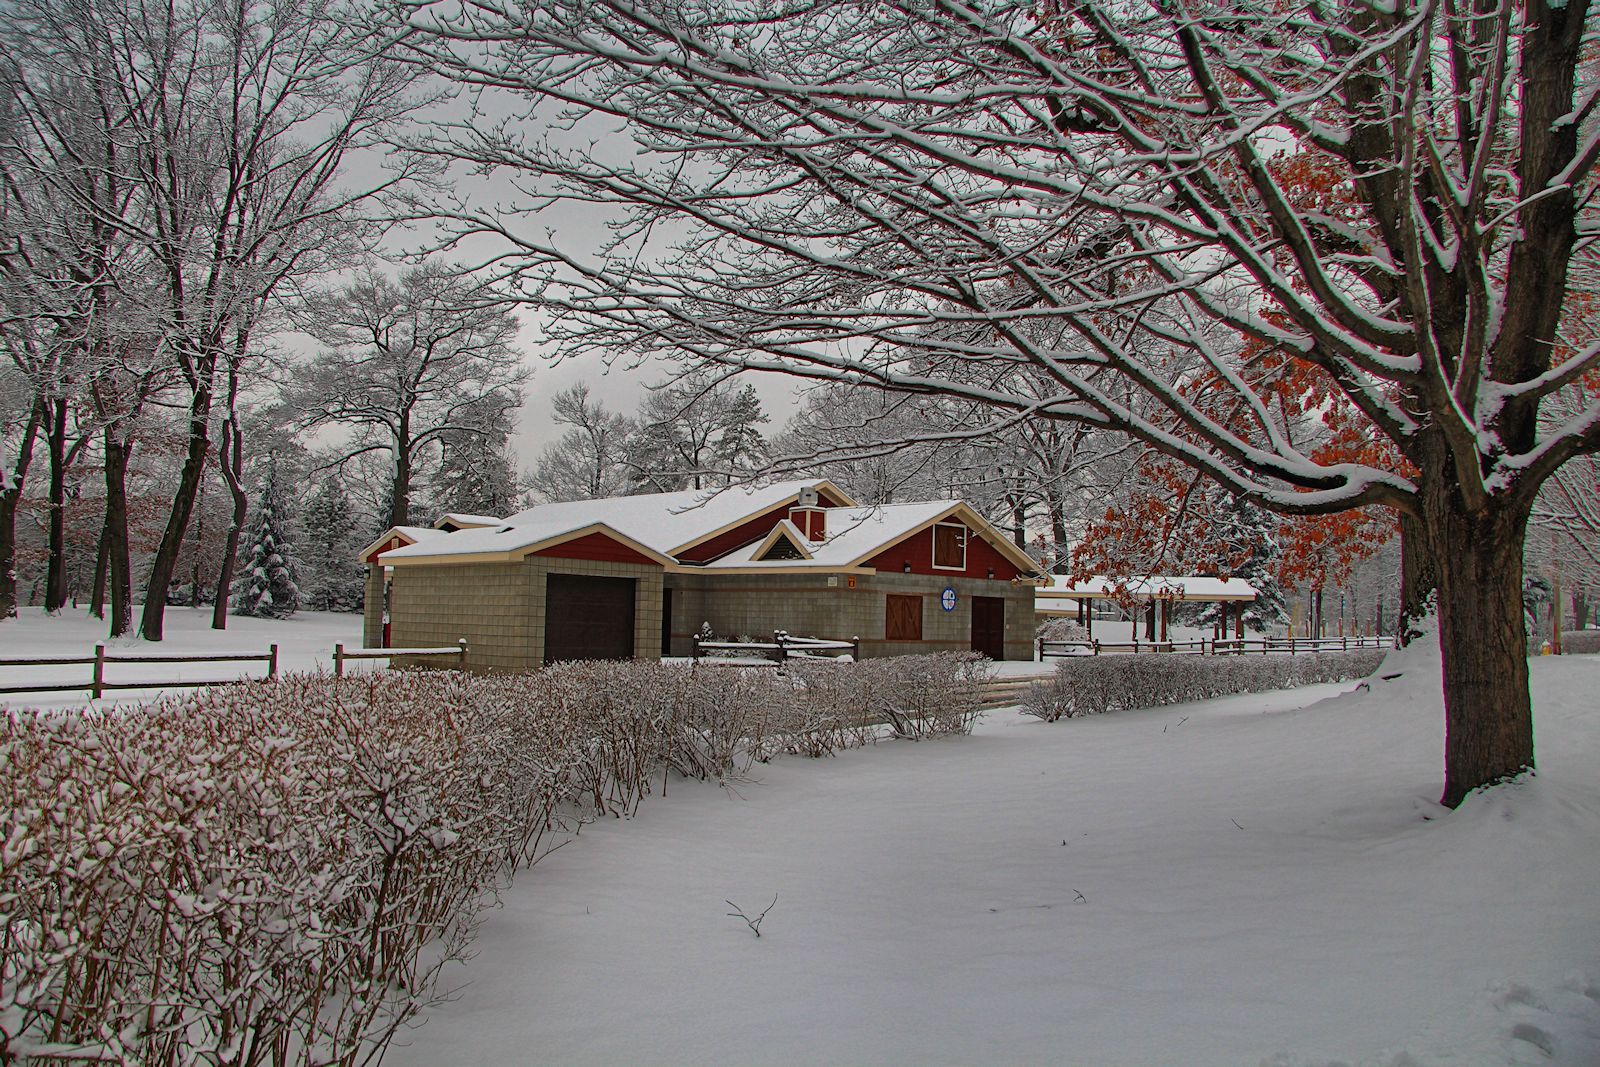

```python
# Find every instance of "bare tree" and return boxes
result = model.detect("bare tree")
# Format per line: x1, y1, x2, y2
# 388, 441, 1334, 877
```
393, 0, 1600, 805
296, 264, 529, 527
529, 383, 633, 502
772, 386, 956, 506
3, 0, 426, 640
624, 371, 768, 492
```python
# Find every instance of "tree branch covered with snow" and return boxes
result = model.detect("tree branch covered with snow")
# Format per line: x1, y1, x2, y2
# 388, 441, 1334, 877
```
385, 0, 1600, 805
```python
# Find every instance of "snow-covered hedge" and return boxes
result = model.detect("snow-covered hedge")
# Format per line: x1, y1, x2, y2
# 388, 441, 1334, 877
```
1020, 650, 1386, 721
1559, 629, 1600, 655
0, 654, 985, 1064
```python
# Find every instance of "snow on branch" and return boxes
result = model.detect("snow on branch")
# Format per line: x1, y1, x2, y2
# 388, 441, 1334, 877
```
385, 0, 1600, 519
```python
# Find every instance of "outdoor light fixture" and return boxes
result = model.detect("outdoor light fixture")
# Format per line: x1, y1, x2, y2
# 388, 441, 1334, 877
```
987, 568, 995, 579
902, 562, 912, 573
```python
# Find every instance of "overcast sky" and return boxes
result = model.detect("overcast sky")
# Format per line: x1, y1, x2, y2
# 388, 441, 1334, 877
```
349, 84, 811, 471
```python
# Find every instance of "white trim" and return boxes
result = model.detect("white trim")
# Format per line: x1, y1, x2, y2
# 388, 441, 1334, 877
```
931, 521, 968, 571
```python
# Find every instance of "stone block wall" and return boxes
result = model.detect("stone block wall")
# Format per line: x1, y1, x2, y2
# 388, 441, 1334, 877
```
667, 571, 1036, 660
388, 561, 537, 671
386, 556, 664, 671
362, 565, 385, 648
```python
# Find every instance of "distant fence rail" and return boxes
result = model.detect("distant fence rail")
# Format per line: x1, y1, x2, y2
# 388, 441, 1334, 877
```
1038, 634, 1394, 660
692, 631, 859, 667
333, 640, 467, 677
0, 640, 467, 700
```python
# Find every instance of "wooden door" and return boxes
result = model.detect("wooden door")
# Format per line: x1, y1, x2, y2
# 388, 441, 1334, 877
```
544, 573, 636, 664
885, 594, 923, 642
971, 595, 1005, 660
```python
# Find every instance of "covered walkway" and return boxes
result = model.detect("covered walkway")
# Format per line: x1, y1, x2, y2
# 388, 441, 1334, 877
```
1035, 575, 1258, 642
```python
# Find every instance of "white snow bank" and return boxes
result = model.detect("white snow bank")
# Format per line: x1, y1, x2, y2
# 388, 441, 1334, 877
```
385, 635, 1600, 1067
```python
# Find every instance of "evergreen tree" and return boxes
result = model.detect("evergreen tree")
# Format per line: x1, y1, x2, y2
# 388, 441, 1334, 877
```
433, 421, 520, 518
1194, 497, 1289, 633
233, 460, 299, 618
297, 479, 364, 613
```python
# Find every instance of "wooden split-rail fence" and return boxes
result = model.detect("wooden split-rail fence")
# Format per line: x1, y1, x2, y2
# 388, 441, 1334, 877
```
0, 640, 467, 701
1038, 634, 1394, 660
691, 631, 860, 666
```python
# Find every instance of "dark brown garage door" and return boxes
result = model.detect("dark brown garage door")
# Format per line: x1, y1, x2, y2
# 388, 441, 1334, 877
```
544, 573, 636, 664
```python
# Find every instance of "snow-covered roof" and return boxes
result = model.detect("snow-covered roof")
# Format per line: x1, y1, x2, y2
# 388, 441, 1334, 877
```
373, 479, 1045, 577
701, 501, 959, 570
381, 479, 851, 563
1037, 575, 1258, 602
358, 524, 450, 563
435, 512, 503, 530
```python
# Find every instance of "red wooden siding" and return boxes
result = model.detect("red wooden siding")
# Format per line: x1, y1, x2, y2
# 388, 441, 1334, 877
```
866, 523, 1025, 580
676, 489, 848, 562
536, 532, 660, 566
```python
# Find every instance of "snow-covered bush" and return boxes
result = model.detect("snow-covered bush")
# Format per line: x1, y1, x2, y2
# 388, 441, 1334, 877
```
1020, 650, 1386, 721
1560, 630, 1600, 655
783, 652, 989, 747
0, 656, 985, 1064
0, 673, 556, 1065
1036, 617, 1091, 643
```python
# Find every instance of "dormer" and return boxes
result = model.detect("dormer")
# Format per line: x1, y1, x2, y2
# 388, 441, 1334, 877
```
789, 486, 827, 542
753, 521, 814, 561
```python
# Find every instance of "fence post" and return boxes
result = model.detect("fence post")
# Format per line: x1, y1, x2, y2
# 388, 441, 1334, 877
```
457, 637, 468, 667
268, 643, 279, 680
334, 643, 345, 678
692, 635, 702, 663
1092, 640, 1101, 655
1037, 636, 1044, 661
851, 635, 861, 661
773, 631, 788, 666
92, 642, 105, 699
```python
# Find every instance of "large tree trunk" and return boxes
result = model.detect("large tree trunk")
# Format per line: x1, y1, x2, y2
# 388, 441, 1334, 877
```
213, 419, 247, 630
90, 523, 108, 619
44, 397, 69, 613
386, 431, 412, 528
1397, 511, 1438, 646
102, 432, 134, 638
0, 401, 43, 619
1429, 497, 1534, 809
139, 399, 212, 642
1046, 489, 1070, 574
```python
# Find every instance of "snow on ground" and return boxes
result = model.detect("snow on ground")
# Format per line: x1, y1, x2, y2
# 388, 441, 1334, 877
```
0, 606, 367, 707
388, 638, 1600, 1067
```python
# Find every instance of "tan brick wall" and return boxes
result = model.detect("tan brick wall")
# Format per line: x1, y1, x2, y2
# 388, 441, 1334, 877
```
390, 559, 1031, 669
389, 562, 538, 671
387, 557, 665, 671
665, 571, 1035, 660
362, 564, 385, 648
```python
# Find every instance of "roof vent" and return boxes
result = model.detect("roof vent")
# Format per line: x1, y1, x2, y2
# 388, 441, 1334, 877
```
797, 486, 820, 508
